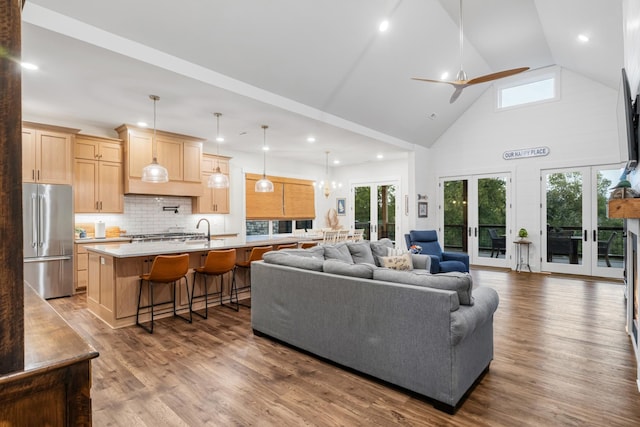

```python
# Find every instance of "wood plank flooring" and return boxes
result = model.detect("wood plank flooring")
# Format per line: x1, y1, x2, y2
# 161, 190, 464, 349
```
48, 269, 640, 426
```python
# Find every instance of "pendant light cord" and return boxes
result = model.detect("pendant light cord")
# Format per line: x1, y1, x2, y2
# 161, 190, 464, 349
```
262, 125, 268, 178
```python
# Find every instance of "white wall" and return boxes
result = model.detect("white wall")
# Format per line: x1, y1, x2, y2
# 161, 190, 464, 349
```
427, 67, 620, 271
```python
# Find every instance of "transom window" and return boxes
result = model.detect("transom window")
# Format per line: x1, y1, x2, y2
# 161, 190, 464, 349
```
497, 72, 558, 110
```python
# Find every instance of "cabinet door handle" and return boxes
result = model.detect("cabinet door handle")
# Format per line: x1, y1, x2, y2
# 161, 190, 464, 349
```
32, 169, 35, 180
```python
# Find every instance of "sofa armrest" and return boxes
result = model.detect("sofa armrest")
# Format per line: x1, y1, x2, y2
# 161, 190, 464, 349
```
442, 252, 469, 272
411, 254, 432, 271
449, 286, 499, 346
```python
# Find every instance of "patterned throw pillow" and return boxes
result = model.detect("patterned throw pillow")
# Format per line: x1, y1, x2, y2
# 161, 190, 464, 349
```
380, 253, 413, 271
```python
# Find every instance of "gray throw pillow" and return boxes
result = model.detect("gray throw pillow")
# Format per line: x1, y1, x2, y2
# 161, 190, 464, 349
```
323, 259, 375, 279
262, 251, 324, 271
323, 243, 354, 264
373, 269, 474, 305
369, 238, 394, 266
346, 241, 376, 264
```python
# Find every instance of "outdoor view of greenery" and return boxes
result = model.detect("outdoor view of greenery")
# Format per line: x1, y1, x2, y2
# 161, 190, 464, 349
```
354, 185, 396, 241
443, 171, 623, 265
443, 178, 507, 252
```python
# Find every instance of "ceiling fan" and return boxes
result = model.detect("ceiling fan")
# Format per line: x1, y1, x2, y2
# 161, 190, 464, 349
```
412, 0, 529, 104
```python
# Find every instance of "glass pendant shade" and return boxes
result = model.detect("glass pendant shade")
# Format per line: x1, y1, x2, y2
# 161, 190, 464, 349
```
142, 158, 169, 183
208, 166, 230, 188
255, 175, 274, 192
255, 125, 274, 192
141, 94, 169, 183
207, 112, 230, 189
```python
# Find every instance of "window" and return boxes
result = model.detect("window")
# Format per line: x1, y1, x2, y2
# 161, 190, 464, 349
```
246, 220, 312, 236
497, 72, 558, 109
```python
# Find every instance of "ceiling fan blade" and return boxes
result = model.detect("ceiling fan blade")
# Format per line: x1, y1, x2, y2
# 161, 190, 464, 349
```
450, 86, 464, 104
411, 77, 455, 85
467, 67, 530, 85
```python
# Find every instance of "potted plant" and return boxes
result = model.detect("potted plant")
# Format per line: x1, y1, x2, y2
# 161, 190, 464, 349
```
518, 228, 528, 240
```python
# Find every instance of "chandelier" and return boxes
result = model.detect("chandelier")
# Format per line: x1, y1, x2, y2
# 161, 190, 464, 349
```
316, 151, 342, 198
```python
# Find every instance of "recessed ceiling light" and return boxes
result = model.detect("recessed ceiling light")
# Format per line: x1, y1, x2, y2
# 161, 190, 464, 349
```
333, 159, 340, 165
379, 20, 389, 32
428, 112, 438, 120
216, 136, 225, 142
307, 136, 316, 143
137, 121, 148, 127
262, 146, 269, 151
440, 72, 449, 80
21, 62, 38, 70
577, 34, 589, 43
376, 154, 384, 159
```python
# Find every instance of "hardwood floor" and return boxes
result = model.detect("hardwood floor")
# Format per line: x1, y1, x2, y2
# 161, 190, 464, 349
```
48, 269, 640, 426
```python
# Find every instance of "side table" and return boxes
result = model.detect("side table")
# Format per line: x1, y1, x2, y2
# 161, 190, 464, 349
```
514, 239, 532, 272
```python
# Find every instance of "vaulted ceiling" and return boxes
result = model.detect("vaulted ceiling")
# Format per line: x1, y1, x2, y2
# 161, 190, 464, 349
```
20, 0, 623, 167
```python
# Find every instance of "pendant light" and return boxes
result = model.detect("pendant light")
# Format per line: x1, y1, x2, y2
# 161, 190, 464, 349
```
255, 125, 274, 192
141, 95, 169, 183
207, 113, 230, 189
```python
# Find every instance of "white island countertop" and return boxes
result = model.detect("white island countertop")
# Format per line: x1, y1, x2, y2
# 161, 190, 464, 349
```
84, 234, 319, 258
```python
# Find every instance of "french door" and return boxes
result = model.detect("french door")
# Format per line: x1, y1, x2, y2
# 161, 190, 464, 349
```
352, 181, 398, 242
440, 173, 511, 268
541, 166, 624, 278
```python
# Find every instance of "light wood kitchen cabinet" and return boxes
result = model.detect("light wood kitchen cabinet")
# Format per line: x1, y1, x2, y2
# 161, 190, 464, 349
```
75, 241, 125, 292
22, 122, 79, 184
116, 124, 204, 196
193, 154, 230, 214
73, 134, 124, 213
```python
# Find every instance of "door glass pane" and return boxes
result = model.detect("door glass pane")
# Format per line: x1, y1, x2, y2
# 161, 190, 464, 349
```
377, 185, 395, 241
597, 168, 624, 268
546, 172, 583, 265
443, 180, 468, 252
478, 177, 507, 258
354, 186, 371, 240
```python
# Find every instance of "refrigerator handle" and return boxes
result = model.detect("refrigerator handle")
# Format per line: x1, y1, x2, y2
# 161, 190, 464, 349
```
31, 194, 38, 248
39, 194, 45, 248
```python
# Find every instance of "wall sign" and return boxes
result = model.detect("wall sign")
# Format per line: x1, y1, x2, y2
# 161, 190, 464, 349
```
503, 146, 550, 160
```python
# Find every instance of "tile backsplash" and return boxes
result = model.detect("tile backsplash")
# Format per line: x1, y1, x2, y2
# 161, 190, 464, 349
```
75, 195, 230, 235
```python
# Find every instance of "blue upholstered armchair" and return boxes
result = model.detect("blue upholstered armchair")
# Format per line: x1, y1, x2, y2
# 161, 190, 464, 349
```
404, 230, 469, 274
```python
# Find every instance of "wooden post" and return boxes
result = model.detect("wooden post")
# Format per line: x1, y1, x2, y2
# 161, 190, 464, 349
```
0, 0, 25, 374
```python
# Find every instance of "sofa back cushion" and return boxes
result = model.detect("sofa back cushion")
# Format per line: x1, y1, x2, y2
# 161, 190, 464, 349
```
346, 241, 376, 264
262, 251, 324, 271
373, 269, 474, 306
323, 259, 376, 279
369, 238, 394, 266
323, 243, 354, 264
280, 246, 325, 259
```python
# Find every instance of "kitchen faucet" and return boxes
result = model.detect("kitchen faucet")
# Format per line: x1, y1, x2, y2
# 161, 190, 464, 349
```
196, 218, 210, 243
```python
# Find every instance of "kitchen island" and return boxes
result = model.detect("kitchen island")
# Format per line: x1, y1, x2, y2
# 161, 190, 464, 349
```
85, 236, 314, 328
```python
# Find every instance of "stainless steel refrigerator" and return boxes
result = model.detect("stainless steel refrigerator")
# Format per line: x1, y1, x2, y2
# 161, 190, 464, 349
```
23, 183, 73, 299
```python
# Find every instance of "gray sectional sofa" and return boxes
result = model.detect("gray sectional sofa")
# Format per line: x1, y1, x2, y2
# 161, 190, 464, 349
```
250, 239, 499, 412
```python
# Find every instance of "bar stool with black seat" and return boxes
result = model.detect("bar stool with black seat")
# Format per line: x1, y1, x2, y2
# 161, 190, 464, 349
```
232, 245, 273, 308
137, 253, 192, 334
191, 248, 237, 316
